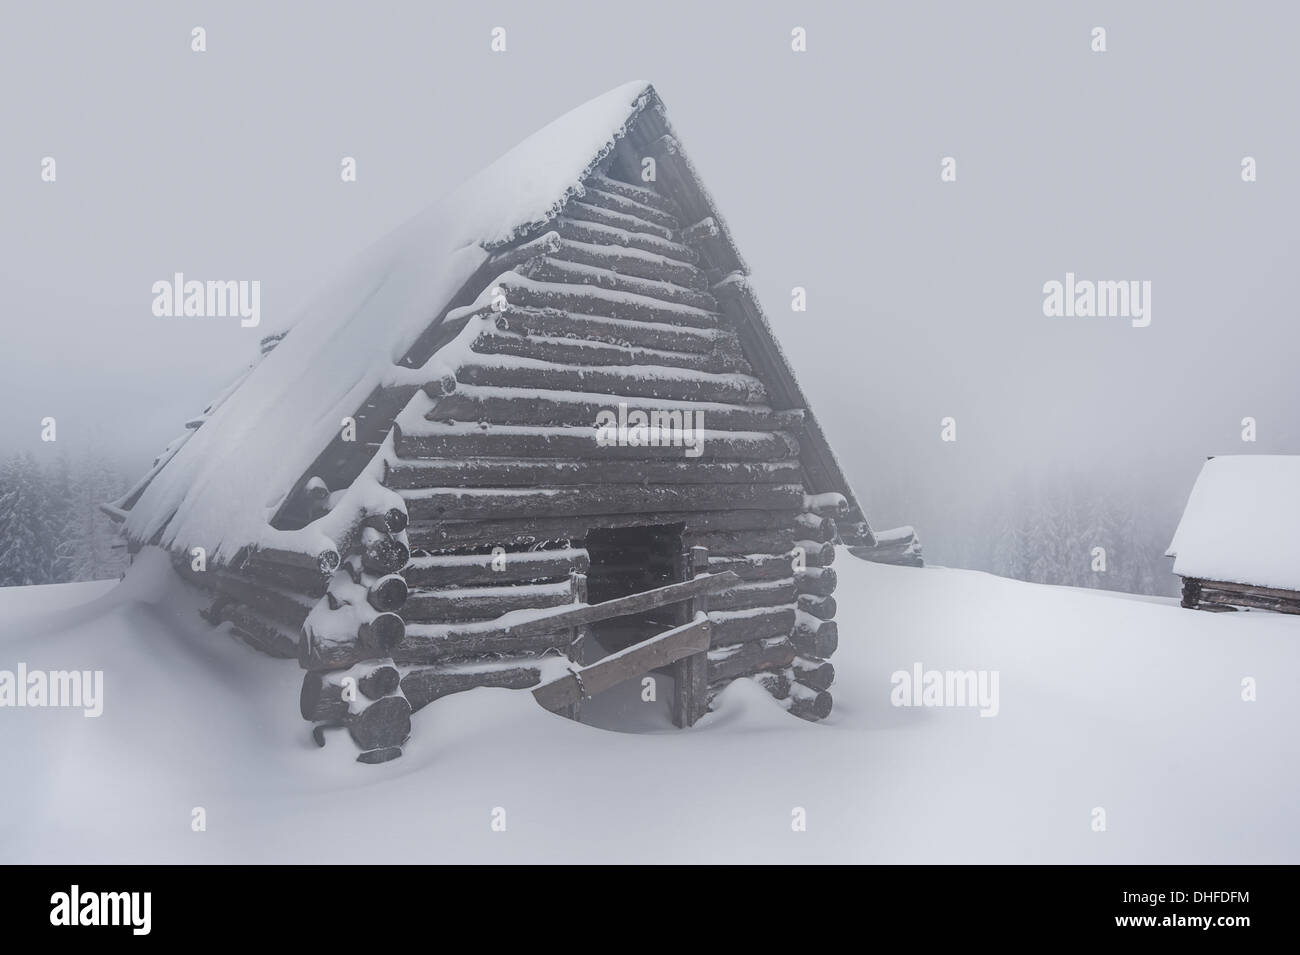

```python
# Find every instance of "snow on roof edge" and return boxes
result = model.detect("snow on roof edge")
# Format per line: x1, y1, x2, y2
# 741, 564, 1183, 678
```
121, 81, 656, 563
1167, 455, 1300, 592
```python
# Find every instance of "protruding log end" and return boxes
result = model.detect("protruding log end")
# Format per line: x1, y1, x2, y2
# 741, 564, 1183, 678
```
366, 573, 409, 613
318, 548, 342, 577
358, 664, 400, 700
423, 372, 459, 398
362, 533, 410, 576
793, 618, 838, 658
347, 696, 411, 751
359, 612, 405, 654
788, 686, 833, 722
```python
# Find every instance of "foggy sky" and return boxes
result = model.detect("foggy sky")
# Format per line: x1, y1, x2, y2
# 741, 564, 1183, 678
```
2, 1, 1297, 562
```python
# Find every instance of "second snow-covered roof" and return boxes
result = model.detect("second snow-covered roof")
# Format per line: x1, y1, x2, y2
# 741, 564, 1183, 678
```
1166, 455, 1300, 591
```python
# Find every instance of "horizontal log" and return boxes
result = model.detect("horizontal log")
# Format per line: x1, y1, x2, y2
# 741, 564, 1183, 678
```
548, 234, 701, 288
792, 614, 839, 658
400, 661, 545, 712
241, 545, 340, 578
394, 627, 570, 665
706, 607, 796, 648
401, 483, 805, 522
691, 530, 804, 558
803, 493, 849, 517
708, 579, 798, 612
424, 387, 796, 433
403, 548, 588, 587
707, 552, 801, 583
1197, 588, 1300, 615
792, 657, 835, 691
493, 305, 727, 354
394, 425, 797, 462
174, 561, 316, 630
533, 617, 711, 712
471, 329, 746, 375
579, 184, 681, 231
498, 275, 721, 329
216, 601, 300, 659
1194, 578, 1300, 603
455, 360, 764, 405
396, 572, 738, 664
516, 255, 714, 311
707, 636, 795, 684
404, 581, 573, 623
587, 174, 681, 215
384, 457, 802, 489
797, 594, 837, 620
787, 682, 833, 722
408, 509, 803, 550
563, 198, 675, 240
347, 695, 411, 751
554, 215, 697, 263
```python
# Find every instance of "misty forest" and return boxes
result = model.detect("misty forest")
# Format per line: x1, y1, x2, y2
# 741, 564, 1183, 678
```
0, 452, 129, 588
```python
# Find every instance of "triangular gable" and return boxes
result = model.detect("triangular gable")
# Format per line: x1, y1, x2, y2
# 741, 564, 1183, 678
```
117, 82, 872, 562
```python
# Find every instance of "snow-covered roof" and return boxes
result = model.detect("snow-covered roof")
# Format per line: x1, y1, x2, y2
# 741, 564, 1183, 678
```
1166, 455, 1300, 592
122, 81, 656, 563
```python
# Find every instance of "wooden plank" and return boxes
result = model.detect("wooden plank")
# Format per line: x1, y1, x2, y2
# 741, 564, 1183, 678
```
672, 545, 711, 728
533, 616, 711, 713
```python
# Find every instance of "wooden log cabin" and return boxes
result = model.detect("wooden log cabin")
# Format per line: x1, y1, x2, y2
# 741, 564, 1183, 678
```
105, 82, 875, 763
1167, 455, 1300, 615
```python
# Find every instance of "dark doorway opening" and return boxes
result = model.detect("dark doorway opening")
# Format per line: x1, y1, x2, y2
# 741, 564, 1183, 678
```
576, 522, 686, 731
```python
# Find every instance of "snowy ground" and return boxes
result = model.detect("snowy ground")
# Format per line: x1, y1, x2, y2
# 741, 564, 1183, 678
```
1, 548, 1297, 864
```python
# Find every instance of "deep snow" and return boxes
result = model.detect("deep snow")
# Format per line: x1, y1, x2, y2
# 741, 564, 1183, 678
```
1, 549, 1297, 864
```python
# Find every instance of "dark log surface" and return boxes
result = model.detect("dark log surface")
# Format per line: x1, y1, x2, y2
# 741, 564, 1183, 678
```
401, 483, 803, 523
403, 549, 588, 587
385, 458, 800, 490
401, 662, 544, 712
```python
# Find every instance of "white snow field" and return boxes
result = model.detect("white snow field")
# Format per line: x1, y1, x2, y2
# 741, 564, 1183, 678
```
1, 547, 1297, 864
